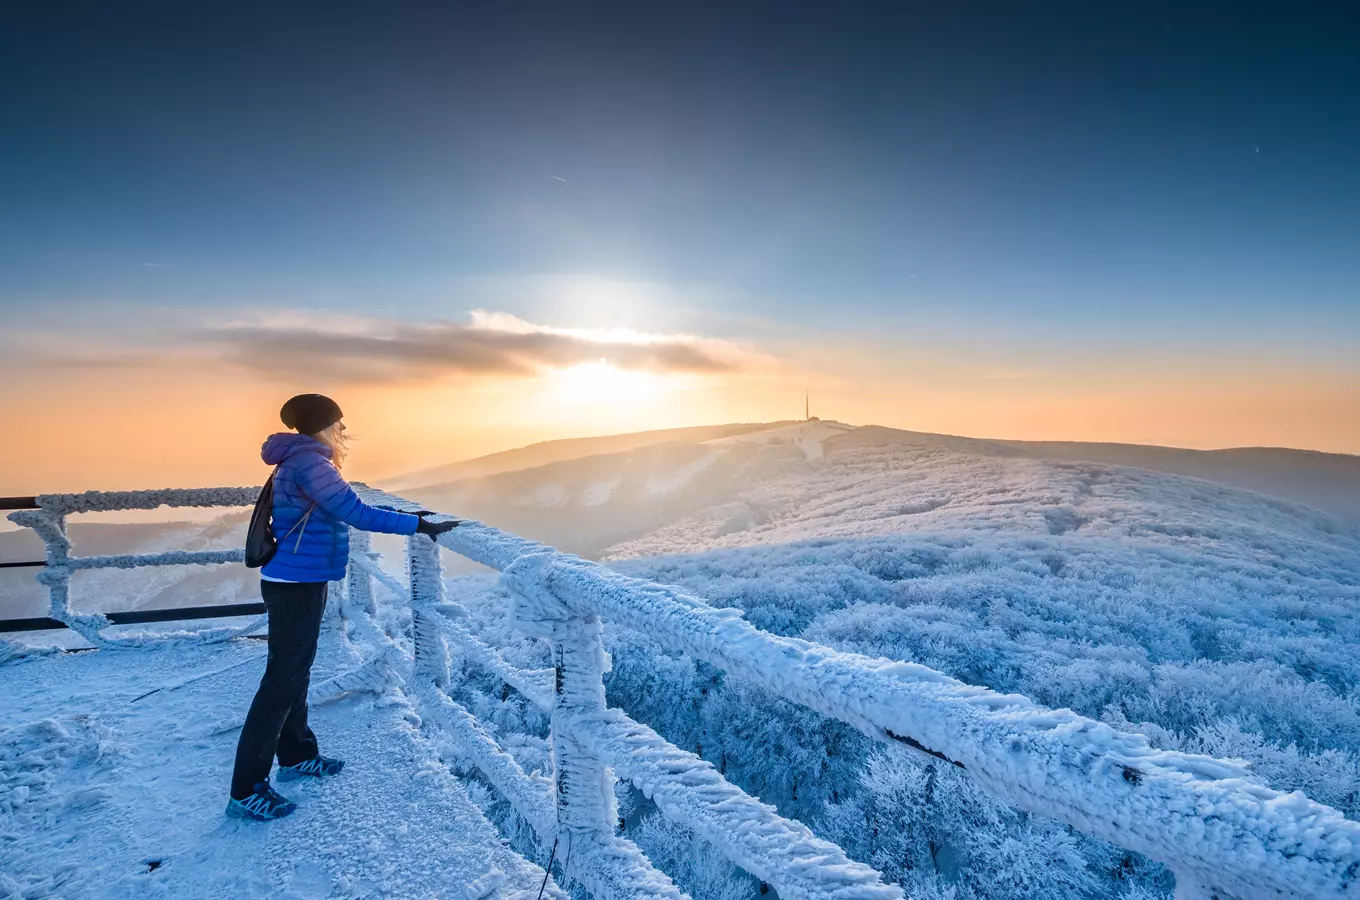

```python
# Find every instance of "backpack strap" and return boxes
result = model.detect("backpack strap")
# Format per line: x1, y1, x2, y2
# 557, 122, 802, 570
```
282, 504, 316, 553
274, 462, 318, 553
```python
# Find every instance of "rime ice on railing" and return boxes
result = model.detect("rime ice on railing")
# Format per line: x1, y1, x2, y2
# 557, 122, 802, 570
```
7, 488, 264, 648
349, 483, 1360, 900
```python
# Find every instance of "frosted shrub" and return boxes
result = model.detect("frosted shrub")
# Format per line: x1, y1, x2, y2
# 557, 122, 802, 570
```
447, 448, 1360, 897
596, 524, 1359, 895
629, 813, 759, 900
821, 750, 1125, 900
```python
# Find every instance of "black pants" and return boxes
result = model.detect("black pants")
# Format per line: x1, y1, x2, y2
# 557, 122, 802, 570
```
230, 581, 327, 799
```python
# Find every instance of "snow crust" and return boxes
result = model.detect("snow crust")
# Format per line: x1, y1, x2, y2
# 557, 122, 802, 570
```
704, 419, 857, 462
645, 449, 725, 497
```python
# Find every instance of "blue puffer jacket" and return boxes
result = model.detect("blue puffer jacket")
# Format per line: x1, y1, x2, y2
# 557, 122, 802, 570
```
259, 433, 419, 583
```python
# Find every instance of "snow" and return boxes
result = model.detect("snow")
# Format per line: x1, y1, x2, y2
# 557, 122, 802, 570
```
363, 447, 1360, 900
602, 433, 1354, 560
568, 708, 903, 900
644, 449, 725, 498
524, 482, 569, 508
705, 420, 857, 461
5, 434, 1360, 900
0, 641, 566, 900
499, 549, 1360, 900
582, 478, 622, 507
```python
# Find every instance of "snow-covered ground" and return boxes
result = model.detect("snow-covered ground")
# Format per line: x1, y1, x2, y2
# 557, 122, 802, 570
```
1, 639, 565, 900
705, 418, 856, 461
4, 421, 1358, 900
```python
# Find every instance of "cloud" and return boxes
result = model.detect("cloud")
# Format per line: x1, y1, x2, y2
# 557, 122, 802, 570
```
194, 310, 756, 383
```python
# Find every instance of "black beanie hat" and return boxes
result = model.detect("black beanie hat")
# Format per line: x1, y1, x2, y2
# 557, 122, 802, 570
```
280, 394, 344, 435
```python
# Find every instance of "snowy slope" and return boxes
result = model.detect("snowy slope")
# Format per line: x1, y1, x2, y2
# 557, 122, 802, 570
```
603, 422, 1355, 558
995, 439, 1360, 524
439, 423, 1360, 900
398, 422, 1358, 563
386, 422, 789, 490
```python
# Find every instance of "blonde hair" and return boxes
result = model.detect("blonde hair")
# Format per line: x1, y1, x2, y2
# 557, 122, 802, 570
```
310, 420, 350, 469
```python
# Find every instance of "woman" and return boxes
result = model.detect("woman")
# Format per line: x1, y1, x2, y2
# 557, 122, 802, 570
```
228, 393, 456, 821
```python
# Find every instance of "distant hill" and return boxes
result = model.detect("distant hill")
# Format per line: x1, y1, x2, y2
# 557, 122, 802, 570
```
991, 439, 1360, 523
400, 422, 1360, 564
384, 422, 795, 490
392, 422, 1360, 524
6, 420, 1355, 619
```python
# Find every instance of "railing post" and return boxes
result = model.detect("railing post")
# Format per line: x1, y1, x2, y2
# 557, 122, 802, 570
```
41, 512, 72, 625
501, 553, 618, 850
317, 568, 358, 667
10, 508, 104, 645
550, 612, 617, 838
406, 532, 450, 687
322, 578, 347, 633
345, 529, 377, 620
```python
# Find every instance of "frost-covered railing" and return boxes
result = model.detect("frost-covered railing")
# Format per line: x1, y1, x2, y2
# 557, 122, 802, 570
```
350, 486, 895, 900
351, 484, 1360, 900
6, 488, 265, 648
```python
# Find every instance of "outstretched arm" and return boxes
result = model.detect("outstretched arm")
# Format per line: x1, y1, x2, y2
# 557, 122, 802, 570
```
295, 458, 420, 535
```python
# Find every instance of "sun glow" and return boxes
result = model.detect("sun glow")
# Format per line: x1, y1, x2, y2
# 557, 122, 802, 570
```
548, 360, 663, 407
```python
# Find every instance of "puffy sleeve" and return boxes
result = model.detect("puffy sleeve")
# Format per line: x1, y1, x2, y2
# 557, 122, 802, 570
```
294, 454, 420, 535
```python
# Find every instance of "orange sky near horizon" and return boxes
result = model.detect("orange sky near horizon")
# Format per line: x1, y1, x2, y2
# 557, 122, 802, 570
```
2, 347, 1356, 498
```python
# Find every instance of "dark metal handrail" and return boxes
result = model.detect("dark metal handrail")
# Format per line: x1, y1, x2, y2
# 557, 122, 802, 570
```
0, 602, 267, 633
1, 490, 264, 635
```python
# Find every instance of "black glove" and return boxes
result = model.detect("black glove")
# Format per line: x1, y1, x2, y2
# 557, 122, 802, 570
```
416, 517, 459, 539
375, 505, 437, 516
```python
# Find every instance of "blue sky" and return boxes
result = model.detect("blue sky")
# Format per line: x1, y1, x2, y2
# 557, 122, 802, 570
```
5, 4, 1357, 326
1, 2, 1358, 486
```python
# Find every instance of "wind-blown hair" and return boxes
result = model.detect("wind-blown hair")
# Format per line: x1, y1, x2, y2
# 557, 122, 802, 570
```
310, 420, 350, 469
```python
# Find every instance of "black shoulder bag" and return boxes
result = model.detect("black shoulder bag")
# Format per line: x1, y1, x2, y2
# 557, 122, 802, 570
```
244, 469, 279, 569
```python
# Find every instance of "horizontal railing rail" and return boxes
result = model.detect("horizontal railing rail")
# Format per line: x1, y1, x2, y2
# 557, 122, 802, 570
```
0, 602, 267, 633
1, 497, 45, 571
5, 487, 262, 647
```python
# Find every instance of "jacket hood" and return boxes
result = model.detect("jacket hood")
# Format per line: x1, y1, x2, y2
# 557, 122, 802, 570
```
261, 432, 332, 466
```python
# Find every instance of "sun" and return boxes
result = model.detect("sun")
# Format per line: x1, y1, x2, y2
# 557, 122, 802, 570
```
549, 360, 660, 406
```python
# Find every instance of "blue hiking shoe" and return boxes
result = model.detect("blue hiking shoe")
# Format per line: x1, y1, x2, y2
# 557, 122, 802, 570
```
277, 755, 345, 782
226, 780, 296, 821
